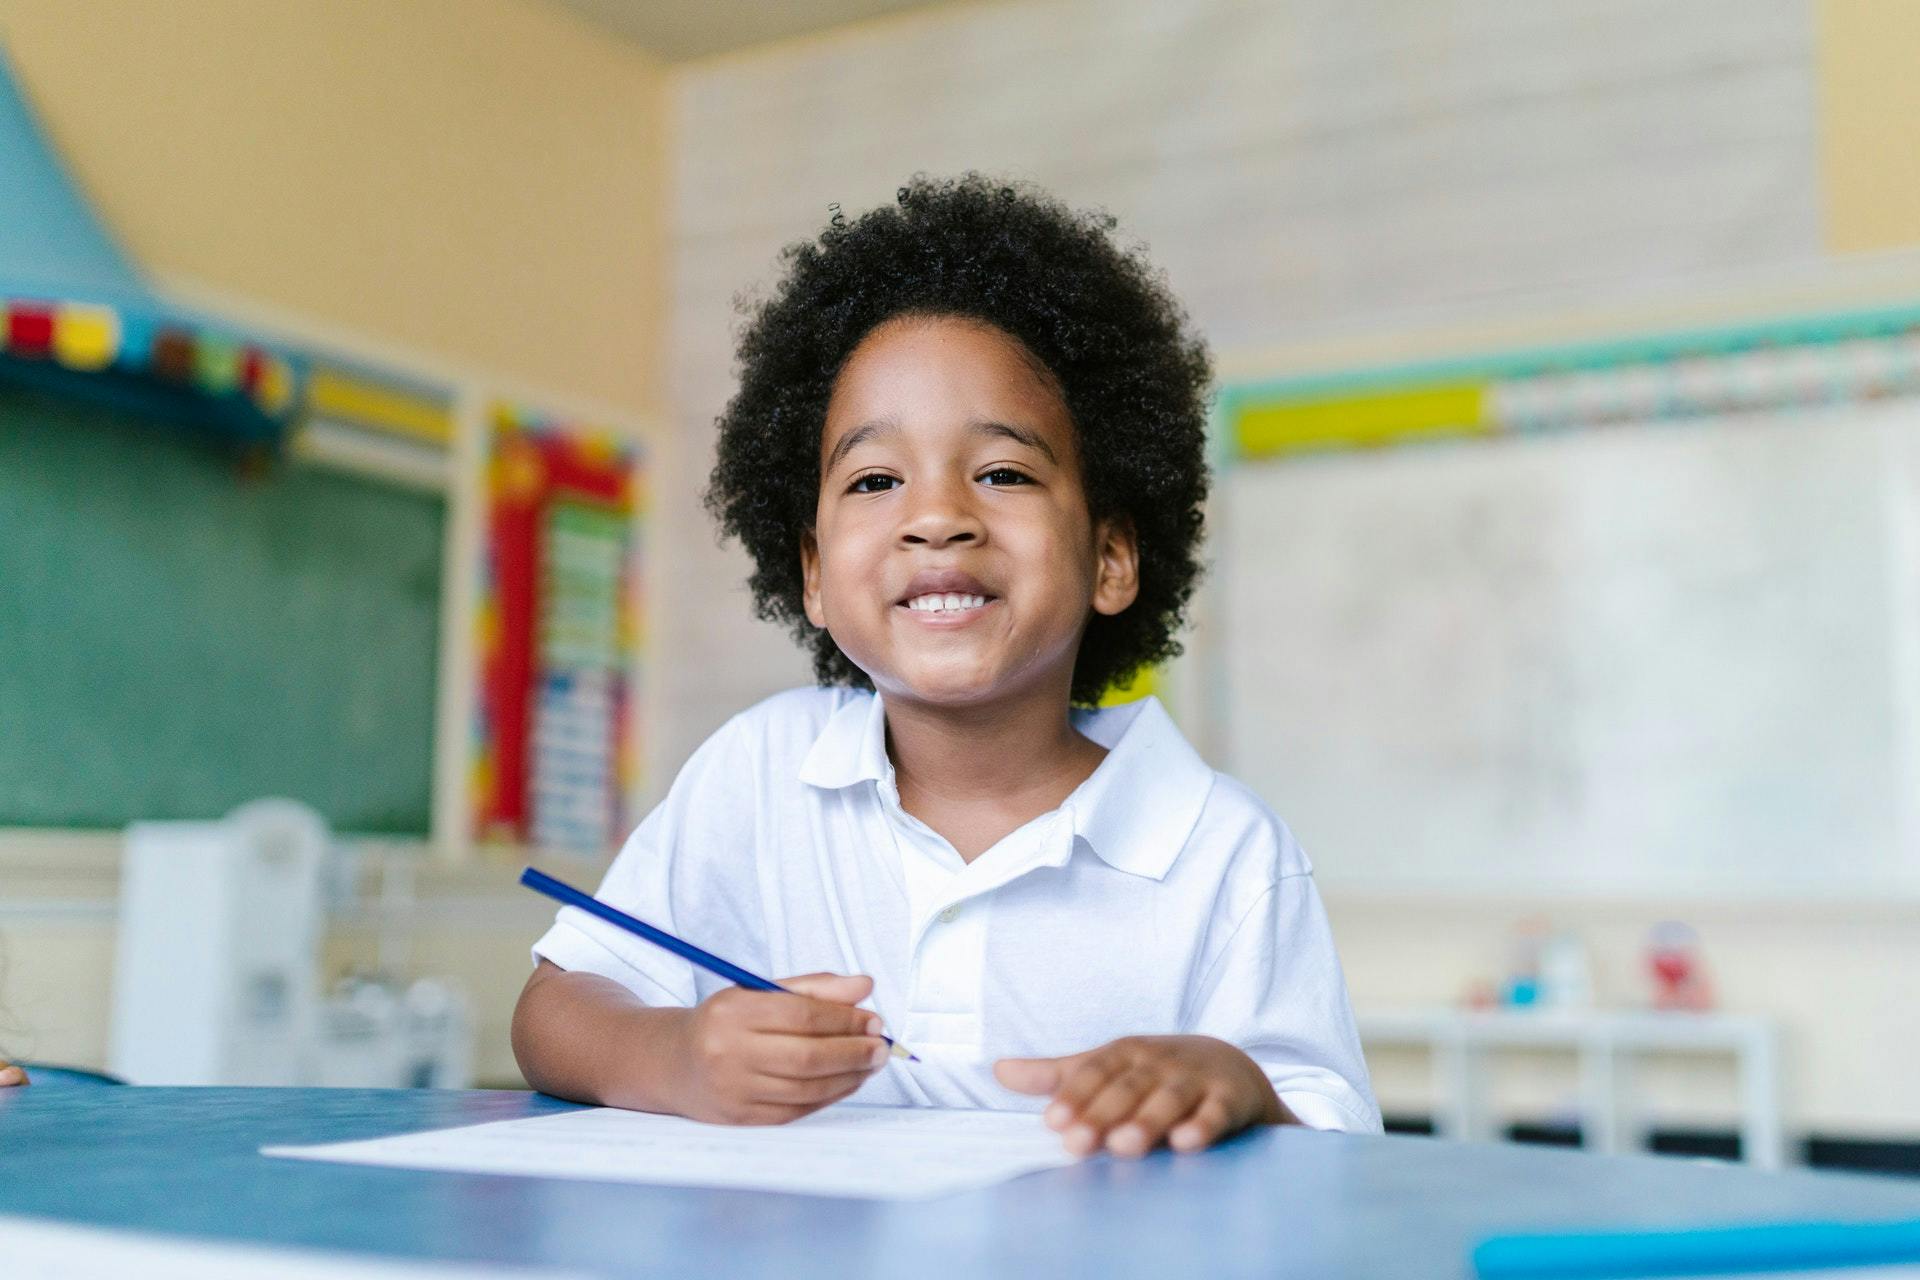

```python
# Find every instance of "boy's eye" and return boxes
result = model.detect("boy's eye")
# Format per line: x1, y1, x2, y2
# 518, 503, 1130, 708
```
979, 468, 1031, 486
848, 473, 898, 493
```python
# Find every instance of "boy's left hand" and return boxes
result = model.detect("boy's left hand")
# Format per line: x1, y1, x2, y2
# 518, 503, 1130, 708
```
994, 1035, 1288, 1157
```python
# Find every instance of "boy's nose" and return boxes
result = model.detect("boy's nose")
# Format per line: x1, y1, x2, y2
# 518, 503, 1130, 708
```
898, 483, 983, 548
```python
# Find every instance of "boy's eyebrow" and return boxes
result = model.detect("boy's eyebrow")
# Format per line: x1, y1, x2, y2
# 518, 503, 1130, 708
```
970, 419, 1057, 463
824, 418, 899, 474
823, 416, 1058, 474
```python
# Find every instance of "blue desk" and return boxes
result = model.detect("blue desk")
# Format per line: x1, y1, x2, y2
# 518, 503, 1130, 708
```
6, 1087, 1920, 1278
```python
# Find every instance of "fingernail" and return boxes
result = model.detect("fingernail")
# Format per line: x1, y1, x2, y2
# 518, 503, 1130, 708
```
1110, 1125, 1143, 1154
1067, 1125, 1096, 1151
870, 1044, 889, 1068
1044, 1102, 1071, 1128
866, 1015, 884, 1036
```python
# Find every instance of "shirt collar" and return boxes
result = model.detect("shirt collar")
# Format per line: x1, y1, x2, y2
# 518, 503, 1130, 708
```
1062, 696, 1213, 881
797, 689, 893, 790
798, 689, 1212, 881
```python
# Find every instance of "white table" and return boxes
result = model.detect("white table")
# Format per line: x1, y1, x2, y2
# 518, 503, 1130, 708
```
1357, 1008, 1786, 1169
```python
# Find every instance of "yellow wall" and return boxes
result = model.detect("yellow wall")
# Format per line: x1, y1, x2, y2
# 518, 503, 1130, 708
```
0, 0, 667, 417
1816, 0, 1920, 253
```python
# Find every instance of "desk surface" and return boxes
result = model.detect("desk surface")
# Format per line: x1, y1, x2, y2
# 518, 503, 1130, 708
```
6, 1088, 1920, 1279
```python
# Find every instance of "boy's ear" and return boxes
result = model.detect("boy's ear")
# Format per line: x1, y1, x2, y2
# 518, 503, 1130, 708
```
1091, 515, 1139, 617
801, 529, 826, 627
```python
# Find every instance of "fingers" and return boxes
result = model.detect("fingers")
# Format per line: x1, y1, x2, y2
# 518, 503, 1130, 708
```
754, 1033, 890, 1081
0, 1063, 25, 1087
992, 1056, 1064, 1096
684, 976, 892, 1127
1169, 1094, 1235, 1153
749, 1066, 876, 1108
722, 987, 881, 1039
778, 973, 874, 1006
1105, 1078, 1208, 1158
1060, 1062, 1161, 1157
1042, 1051, 1125, 1132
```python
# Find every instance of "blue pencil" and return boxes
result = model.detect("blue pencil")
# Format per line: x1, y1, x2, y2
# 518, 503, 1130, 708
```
520, 866, 918, 1062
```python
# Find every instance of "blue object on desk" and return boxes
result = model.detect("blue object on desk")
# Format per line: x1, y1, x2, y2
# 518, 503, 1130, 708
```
1474, 1216, 1920, 1278
7, 1088, 1920, 1279
13, 1064, 124, 1089
521, 865, 918, 1061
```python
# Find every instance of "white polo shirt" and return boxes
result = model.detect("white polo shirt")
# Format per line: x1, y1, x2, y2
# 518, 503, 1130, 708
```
532, 686, 1381, 1133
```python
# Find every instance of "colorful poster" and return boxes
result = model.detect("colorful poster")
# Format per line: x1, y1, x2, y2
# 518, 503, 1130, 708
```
475, 403, 642, 853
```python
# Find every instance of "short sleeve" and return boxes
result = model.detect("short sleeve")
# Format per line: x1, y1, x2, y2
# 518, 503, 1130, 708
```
1186, 869, 1382, 1135
530, 714, 761, 1008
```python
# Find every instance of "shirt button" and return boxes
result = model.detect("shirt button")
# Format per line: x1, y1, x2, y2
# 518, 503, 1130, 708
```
939, 905, 959, 923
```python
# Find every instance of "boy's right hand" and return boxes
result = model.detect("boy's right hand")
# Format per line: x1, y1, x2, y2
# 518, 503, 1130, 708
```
670, 973, 889, 1125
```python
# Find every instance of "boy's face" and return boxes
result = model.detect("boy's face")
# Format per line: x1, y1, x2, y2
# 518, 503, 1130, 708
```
802, 315, 1138, 709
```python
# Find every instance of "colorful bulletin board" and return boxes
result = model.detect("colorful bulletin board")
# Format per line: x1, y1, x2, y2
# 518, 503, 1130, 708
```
1217, 300, 1920, 462
475, 403, 644, 854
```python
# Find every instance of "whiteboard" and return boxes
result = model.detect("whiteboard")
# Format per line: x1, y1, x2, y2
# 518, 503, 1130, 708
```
1216, 400, 1920, 898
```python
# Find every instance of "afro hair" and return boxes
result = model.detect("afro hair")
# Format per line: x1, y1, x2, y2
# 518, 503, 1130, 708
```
703, 173, 1212, 705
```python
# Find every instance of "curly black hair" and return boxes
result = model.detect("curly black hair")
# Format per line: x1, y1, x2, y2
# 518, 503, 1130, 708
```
704, 174, 1212, 705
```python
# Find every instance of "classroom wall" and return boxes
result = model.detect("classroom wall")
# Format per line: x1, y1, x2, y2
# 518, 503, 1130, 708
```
0, 0, 668, 417
658, 0, 1920, 1137
0, 0, 668, 1085
659, 0, 1840, 764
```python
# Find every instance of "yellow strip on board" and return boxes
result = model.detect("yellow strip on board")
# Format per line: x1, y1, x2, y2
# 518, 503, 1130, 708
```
308, 367, 454, 445
1234, 383, 1491, 459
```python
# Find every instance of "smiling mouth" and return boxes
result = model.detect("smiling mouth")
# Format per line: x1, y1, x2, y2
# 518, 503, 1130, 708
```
900, 592, 993, 614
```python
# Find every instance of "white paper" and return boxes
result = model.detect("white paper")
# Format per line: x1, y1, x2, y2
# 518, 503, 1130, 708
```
0, 1216, 583, 1280
265, 1104, 1077, 1200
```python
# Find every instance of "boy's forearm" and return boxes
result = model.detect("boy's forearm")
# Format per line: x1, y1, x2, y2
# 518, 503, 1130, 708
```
510, 962, 692, 1113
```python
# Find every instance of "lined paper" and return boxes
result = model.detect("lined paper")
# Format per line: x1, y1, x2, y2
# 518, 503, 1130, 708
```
266, 1104, 1076, 1200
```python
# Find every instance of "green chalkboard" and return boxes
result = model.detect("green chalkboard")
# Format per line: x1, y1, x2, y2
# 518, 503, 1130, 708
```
0, 384, 443, 832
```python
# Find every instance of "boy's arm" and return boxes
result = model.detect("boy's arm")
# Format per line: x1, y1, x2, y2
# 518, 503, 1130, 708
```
512, 960, 694, 1114
512, 959, 891, 1125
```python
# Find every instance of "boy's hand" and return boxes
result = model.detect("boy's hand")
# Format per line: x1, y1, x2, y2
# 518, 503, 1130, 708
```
670, 973, 889, 1126
994, 1035, 1287, 1157
0, 1060, 27, 1087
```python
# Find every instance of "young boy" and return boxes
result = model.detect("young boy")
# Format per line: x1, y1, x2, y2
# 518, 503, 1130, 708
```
512, 176, 1379, 1156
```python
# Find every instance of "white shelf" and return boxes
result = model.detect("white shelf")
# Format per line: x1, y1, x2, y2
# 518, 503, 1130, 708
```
1358, 1007, 1785, 1169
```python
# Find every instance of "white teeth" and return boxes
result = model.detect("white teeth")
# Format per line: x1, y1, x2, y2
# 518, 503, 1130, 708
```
906, 593, 987, 612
